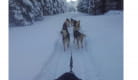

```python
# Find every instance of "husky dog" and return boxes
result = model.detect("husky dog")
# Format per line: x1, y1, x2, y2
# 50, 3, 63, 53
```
63, 18, 71, 28
62, 18, 71, 30
71, 18, 80, 31
61, 29, 70, 51
73, 20, 80, 31
73, 30, 86, 48
66, 18, 71, 27
71, 18, 76, 26
61, 19, 71, 51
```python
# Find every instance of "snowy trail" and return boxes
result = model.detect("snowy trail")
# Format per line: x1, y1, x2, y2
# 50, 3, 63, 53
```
33, 24, 101, 80
34, 37, 100, 80
10, 11, 123, 80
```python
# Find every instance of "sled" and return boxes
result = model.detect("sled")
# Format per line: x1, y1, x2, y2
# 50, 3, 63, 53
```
55, 71, 81, 80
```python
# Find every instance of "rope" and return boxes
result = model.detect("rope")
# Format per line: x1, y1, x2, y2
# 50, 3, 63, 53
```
69, 46, 73, 72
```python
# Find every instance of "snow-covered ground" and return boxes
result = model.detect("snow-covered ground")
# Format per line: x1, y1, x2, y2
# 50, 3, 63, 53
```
9, 11, 123, 80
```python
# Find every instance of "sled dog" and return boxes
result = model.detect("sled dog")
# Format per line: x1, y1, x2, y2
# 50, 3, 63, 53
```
73, 30, 86, 48
71, 18, 80, 31
73, 20, 80, 31
62, 18, 71, 31
61, 29, 70, 51
66, 18, 71, 27
71, 18, 76, 26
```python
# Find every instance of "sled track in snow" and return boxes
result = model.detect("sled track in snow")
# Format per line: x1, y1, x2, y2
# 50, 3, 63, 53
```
34, 35, 101, 80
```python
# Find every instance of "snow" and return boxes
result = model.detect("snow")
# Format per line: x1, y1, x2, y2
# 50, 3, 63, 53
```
14, 10, 23, 20
22, 0, 33, 8
105, 10, 123, 15
9, 11, 123, 80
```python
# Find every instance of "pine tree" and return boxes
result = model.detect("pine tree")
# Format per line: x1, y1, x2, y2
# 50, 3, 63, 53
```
77, 0, 90, 13
77, 0, 123, 15
9, 0, 67, 26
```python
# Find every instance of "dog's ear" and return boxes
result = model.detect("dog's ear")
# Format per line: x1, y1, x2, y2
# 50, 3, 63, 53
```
71, 18, 73, 20
67, 18, 70, 22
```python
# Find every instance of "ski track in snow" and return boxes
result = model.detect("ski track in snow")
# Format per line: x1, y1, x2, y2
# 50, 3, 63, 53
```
10, 11, 123, 80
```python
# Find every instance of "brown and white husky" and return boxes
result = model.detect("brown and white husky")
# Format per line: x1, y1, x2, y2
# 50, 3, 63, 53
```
71, 18, 80, 31
73, 30, 86, 48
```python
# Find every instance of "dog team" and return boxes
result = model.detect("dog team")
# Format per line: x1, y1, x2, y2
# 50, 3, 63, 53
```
60, 18, 86, 51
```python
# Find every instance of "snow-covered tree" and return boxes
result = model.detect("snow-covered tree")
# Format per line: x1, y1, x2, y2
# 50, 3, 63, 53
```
105, 0, 123, 10
9, 0, 43, 26
77, 0, 90, 13
77, 0, 123, 15
90, 0, 106, 15
9, 0, 67, 26
66, 0, 78, 12
77, 0, 106, 15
